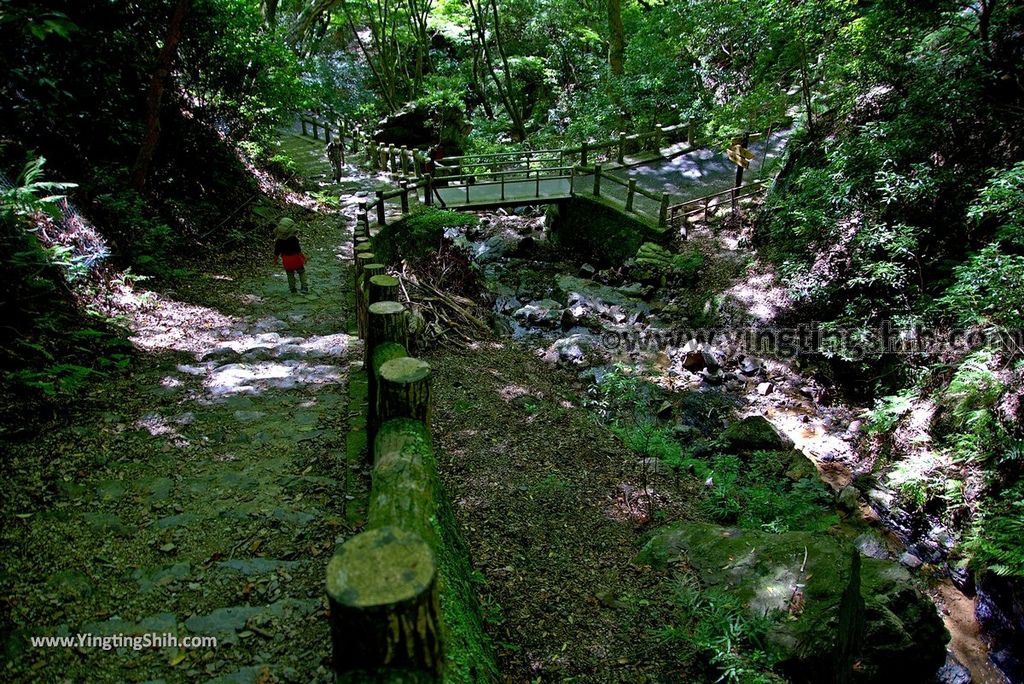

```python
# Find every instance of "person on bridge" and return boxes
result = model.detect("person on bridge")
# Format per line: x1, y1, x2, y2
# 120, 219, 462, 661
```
273, 217, 308, 294
326, 140, 344, 182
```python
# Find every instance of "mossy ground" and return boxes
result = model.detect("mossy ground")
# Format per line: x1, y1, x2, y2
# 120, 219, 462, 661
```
0, 133, 368, 683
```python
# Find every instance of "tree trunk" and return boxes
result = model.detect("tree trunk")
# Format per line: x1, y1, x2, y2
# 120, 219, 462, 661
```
130, 0, 192, 191
607, 0, 625, 76
467, 0, 527, 141
260, 0, 279, 26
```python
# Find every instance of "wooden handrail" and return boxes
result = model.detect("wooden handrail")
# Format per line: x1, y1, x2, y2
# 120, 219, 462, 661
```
668, 179, 769, 214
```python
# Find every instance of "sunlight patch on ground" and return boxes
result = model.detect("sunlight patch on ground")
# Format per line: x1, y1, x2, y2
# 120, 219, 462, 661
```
125, 293, 241, 355
605, 482, 659, 524
134, 412, 192, 447
200, 332, 352, 360
723, 269, 791, 323
498, 384, 534, 401
204, 361, 344, 397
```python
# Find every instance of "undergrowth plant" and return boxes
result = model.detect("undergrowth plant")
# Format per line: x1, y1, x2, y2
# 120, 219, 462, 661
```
656, 575, 785, 684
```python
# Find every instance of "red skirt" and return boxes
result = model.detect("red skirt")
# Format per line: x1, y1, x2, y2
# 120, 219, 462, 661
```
282, 253, 306, 271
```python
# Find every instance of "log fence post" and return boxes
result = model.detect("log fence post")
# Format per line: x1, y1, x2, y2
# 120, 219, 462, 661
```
626, 178, 637, 212
378, 357, 432, 429
376, 190, 386, 226
593, 164, 602, 197
659, 192, 670, 228
326, 526, 441, 675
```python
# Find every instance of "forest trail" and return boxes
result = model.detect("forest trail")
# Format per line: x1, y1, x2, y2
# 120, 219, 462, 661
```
1, 136, 363, 683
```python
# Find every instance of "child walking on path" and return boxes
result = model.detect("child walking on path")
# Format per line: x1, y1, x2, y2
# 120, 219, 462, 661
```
273, 217, 308, 293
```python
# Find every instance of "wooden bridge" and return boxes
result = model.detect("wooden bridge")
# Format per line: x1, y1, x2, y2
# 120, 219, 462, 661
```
297, 114, 769, 235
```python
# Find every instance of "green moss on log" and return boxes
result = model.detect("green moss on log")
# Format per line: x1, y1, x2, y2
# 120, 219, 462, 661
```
371, 418, 498, 682
327, 526, 441, 674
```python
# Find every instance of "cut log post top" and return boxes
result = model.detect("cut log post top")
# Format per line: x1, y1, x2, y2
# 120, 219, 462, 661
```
378, 356, 432, 428
326, 526, 441, 674
369, 274, 401, 304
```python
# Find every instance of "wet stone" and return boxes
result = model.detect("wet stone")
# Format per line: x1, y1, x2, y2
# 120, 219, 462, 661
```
96, 480, 128, 501
46, 569, 94, 599
132, 562, 191, 592
83, 512, 129, 536
155, 512, 200, 529
218, 558, 303, 575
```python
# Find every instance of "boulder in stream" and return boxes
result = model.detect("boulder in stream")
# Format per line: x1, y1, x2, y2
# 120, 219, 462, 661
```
721, 415, 794, 451
512, 299, 563, 328
639, 522, 948, 683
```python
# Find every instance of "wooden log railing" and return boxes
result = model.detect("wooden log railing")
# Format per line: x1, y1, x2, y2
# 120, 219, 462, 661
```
300, 112, 430, 179
327, 210, 494, 681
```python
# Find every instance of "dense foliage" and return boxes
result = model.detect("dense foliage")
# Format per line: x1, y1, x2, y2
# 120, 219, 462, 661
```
0, 0, 308, 414
3, 0, 1024, 620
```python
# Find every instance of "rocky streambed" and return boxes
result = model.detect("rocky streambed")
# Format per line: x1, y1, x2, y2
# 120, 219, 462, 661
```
435, 204, 1011, 683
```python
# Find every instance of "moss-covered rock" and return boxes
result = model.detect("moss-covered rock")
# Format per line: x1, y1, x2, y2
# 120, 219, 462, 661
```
638, 522, 948, 683
721, 415, 794, 452
372, 207, 477, 265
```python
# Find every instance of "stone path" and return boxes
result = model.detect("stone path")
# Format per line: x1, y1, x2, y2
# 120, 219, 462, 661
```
0, 134, 369, 683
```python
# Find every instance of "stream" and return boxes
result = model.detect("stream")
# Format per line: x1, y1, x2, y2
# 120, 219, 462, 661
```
439, 203, 1008, 684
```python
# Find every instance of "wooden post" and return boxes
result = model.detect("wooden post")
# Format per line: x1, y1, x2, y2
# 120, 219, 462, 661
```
387, 144, 396, 173
400, 181, 410, 214
327, 526, 441, 675
659, 192, 670, 228
369, 274, 400, 305
378, 357, 432, 428
324, 125, 331, 144
357, 196, 368, 227
358, 264, 386, 339
617, 132, 626, 164
733, 132, 749, 211
376, 190, 386, 226
593, 164, 602, 197
354, 252, 376, 290
400, 146, 409, 176
581, 141, 589, 167
368, 301, 408, 353
363, 263, 386, 285
626, 178, 637, 212
424, 174, 433, 207
312, 120, 319, 140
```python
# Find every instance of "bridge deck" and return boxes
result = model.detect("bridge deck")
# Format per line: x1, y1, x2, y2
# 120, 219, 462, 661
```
435, 177, 572, 209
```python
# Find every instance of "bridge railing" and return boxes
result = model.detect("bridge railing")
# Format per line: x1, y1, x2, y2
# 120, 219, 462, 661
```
571, 164, 671, 227
438, 165, 576, 206
666, 180, 770, 235
434, 119, 699, 180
